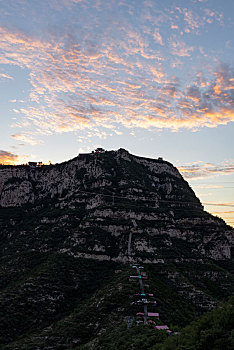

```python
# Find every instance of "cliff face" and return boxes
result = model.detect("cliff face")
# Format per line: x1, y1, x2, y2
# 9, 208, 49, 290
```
0, 149, 233, 349
0, 149, 181, 207
0, 148, 233, 262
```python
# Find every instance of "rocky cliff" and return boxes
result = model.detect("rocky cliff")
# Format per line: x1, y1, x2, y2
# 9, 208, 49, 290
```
0, 149, 233, 349
0, 148, 232, 262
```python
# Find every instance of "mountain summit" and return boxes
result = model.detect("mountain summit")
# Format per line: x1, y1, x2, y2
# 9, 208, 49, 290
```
0, 149, 233, 349
0, 148, 232, 261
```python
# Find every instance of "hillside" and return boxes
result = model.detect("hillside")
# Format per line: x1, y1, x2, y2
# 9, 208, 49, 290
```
156, 296, 234, 350
0, 149, 233, 349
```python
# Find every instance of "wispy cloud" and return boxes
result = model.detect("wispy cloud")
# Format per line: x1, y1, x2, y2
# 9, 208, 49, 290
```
0, 150, 19, 165
153, 30, 164, 45
0, 73, 13, 80
11, 133, 42, 145
169, 37, 194, 56
203, 202, 234, 207
178, 161, 234, 179
183, 8, 200, 32
174, 4, 223, 33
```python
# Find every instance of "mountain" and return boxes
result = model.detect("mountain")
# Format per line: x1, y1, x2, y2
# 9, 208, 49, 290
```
0, 148, 233, 349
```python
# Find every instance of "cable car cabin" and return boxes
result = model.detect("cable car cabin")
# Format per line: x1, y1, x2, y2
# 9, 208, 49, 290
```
148, 312, 159, 317
154, 325, 169, 330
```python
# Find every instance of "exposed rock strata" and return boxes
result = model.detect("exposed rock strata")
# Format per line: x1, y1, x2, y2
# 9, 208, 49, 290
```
0, 149, 233, 262
0, 149, 233, 348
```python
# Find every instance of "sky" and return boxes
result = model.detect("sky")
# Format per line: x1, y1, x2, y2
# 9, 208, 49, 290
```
0, 0, 233, 227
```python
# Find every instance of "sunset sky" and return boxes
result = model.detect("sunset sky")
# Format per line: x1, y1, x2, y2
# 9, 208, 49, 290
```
0, 0, 233, 226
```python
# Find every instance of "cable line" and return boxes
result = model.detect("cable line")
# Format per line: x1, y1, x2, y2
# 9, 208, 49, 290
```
75, 189, 234, 208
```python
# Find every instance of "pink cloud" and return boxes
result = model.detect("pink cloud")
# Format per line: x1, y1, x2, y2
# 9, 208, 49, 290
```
0, 150, 19, 165
0, 73, 13, 80
178, 161, 234, 179
153, 30, 163, 45
0, 21, 233, 136
183, 9, 200, 32
11, 133, 42, 145
169, 37, 194, 57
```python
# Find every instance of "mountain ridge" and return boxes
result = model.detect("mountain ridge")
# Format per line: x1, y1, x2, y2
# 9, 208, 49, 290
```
0, 148, 233, 348
0, 148, 232, 262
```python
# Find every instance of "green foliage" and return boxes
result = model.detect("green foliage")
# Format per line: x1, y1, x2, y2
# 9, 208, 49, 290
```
0, 255, 118, 346
96, 324, 167, 350
156, 297, 234, 350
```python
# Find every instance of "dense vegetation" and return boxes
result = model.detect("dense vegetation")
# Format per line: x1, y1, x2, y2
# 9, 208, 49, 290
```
1, 255, 233, 349
0, 150, 233, 349
155, 296, 234, 350
88, 297, 234, 350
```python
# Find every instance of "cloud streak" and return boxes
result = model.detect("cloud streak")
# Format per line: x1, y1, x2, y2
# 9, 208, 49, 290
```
203, 202, 234, 207
11, 133, 42, 145
0, 73, 13, 80
178, 161, 234, 179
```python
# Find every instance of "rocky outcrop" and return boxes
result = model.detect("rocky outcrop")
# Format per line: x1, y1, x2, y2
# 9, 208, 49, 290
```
0, 149, 233, 263
0, 149, 233, 349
